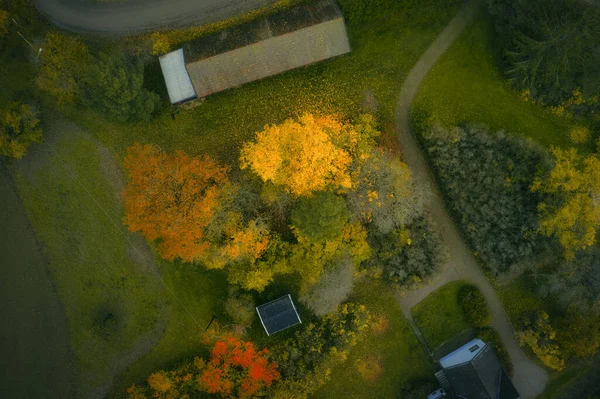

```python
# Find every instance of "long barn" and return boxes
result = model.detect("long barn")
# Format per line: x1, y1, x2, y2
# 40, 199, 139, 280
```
159, 0, 351, 104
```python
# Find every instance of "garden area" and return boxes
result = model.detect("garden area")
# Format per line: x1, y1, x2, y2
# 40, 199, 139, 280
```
3, 0, 600, 397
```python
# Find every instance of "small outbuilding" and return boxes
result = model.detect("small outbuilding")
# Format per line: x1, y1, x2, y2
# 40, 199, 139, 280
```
256, 294, 302, 336
159, 0, 351, 103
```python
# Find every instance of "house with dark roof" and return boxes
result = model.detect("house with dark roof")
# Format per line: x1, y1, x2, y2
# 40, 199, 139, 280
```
256, 294, 302, 336
432, 338, 520, 399
159, 0, 351, 104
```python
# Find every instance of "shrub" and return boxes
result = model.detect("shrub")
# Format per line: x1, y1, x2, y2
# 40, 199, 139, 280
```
477, 327, 513, 375
516, 311, 565, 370
569, 126, 591, 144
556, 306, 600, 359
300, 256, 354, 316
224, 291, 255, 326
37, 32, 91, 105
458, 285, 491, 327
368, 216, 447, 288
83, 53, 160, 122
0, 102, 43, 159
272, 303, 371, 398
291, 191, 350, 242
420, 125, 549, 274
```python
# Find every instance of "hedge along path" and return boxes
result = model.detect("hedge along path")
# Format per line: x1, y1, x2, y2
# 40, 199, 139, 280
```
393, 1, 548, 398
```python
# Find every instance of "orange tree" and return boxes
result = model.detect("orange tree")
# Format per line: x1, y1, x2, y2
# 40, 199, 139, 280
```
123, 144, 230, 262
127, 335, 279, 399
199, 335, 280, 398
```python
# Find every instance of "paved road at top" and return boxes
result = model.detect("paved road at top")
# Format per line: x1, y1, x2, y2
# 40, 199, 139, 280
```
33, 0, 279, 34
394, 1, 549, 398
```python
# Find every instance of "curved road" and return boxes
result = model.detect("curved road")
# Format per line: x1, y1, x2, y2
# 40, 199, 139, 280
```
33, 0, 279, 34
394, 2, 549, 398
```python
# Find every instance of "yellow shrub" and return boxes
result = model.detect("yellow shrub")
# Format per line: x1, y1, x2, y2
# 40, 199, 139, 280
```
568, 126, 590, 144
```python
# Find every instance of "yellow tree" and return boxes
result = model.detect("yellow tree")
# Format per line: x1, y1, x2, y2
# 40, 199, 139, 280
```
0, 10, 8, 39
240, 114, 353, 196
532, 147, 600, 259
37, 32, 91, 105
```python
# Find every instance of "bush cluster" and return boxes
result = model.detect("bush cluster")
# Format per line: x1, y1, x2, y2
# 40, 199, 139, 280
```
458, 285, 491, 328
368, 216, 446, 288
420, 124, 549, 274
271, 302, 371, 398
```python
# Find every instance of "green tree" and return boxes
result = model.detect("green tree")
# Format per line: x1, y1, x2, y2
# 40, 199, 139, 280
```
489, 0, 600, 106
83, 53, 160, 122
458, 285, 491, 328
420, 125, 548, 273
291, 191, 350, 242
532, 147, 600, 259
37, 32, 91, 105
367, 217, 446, 287
0, 102, 42, 159
272, 303, 371, 398
556, 306, 600, 359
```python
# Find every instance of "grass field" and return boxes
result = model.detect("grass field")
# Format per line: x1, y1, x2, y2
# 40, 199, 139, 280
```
411, 281, 471, 348
412, 13, 574, 149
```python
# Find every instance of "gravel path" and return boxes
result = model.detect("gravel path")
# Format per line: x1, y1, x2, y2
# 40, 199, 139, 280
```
393, 2, 548, 398
32, 0, 280, 35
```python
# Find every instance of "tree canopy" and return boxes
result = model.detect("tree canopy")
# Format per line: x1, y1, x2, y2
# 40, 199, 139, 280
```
0, 102, 43, 159
489, 0, 600, 107
123, 144, 230, 262
37, 32, 91, 106
240, 114, 353, 196
347, 147, 421, 234
291, 191, 350, 242
420, 124, 548, 274
83, 53, 161, 122
532, 147, 600, 259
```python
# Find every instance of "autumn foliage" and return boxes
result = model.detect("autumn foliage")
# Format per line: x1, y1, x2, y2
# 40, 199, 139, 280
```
200, 335, 280, 398
123, 144, 230, 262
127, 336, 279, 399
240, 114, 353, 196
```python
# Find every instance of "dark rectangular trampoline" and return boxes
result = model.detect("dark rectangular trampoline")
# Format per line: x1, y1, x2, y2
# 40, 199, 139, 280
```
256, 294, 302, 336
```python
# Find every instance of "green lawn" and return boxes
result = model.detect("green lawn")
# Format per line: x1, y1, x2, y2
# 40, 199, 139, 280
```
411, 281, 471, 348
314, 280, 434, 398
412, 13, 574, 149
